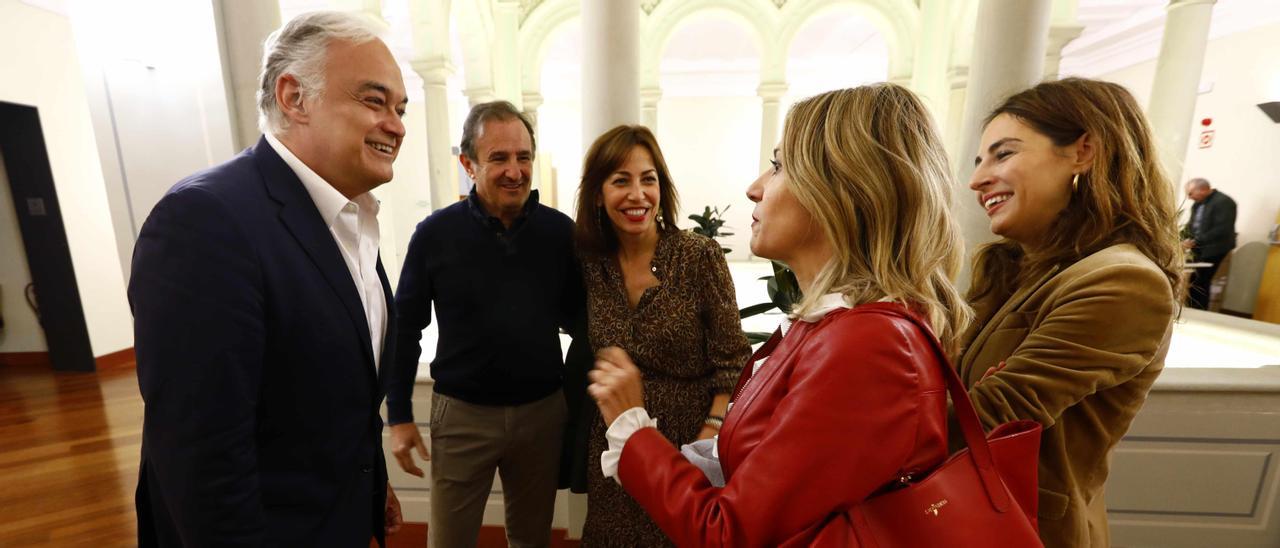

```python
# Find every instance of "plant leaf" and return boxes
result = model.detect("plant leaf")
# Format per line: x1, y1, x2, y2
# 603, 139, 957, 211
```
739, 302, 776, 318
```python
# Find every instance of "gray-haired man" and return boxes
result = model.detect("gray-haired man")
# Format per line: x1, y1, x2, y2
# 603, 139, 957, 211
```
132, 11, 406, 545
1182, 177, 1237, 309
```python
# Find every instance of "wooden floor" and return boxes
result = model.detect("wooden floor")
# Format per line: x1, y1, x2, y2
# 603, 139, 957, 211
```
0, 363, 579, 548
0, 363, 141, 546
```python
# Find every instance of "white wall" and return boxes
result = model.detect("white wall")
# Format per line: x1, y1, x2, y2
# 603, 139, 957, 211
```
70, 0, 240, 286
1087, 22, 1280, 248
0, 0, 132, 357
657, 96, 762, 258
539, 96, 584, 218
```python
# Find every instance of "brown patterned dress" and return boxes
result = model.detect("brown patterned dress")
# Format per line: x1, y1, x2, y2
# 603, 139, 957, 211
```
580, 230, 751, 547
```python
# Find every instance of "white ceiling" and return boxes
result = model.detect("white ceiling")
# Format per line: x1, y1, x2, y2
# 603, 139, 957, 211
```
1064, 0, 1280, 76
33, 0, 1280, 98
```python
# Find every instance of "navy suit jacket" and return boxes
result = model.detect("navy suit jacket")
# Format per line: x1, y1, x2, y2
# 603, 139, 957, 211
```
130, 137, 396, 547
1187, 189, 1237, 260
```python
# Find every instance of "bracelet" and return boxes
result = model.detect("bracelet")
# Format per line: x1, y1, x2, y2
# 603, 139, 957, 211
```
704, 416, 724, 430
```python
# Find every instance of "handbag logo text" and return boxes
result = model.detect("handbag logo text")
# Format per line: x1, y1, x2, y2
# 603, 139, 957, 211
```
925, 499, 948, 516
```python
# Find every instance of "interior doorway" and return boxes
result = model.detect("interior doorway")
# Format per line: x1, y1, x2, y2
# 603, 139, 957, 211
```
0, 101, 95, 372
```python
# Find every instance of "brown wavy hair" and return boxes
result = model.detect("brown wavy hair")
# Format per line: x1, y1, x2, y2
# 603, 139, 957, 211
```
574, 125, 681, 258
968, 78, 1184, 305
781, 84, 972, 354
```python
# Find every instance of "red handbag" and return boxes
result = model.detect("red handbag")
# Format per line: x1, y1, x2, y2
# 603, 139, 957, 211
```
847, 314, 1043, 547
784, 312, 1044, 547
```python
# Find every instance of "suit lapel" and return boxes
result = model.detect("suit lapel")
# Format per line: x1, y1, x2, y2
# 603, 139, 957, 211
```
253, 137, 376, 371
959, 265, 1060, 380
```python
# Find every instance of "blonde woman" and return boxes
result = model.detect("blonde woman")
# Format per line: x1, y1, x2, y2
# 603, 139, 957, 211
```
962, 78, 1182, 547
587, 84, 972, 546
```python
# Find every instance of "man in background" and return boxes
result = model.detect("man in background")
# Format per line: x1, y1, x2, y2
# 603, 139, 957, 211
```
386, 101, 583, 548
1183, 177, 1237, 309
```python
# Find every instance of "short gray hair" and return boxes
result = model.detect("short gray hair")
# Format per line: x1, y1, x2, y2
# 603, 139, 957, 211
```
1187, 177, 1211, 190
257, 11, 384, 134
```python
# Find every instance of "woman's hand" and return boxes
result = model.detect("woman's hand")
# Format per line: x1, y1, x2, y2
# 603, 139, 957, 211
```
979, 361, 1008, 384
589, 346, 645, 426
696, 425, 719, 440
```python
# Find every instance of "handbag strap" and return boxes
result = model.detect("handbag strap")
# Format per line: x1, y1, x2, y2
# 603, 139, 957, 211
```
893, 310, 1014, 513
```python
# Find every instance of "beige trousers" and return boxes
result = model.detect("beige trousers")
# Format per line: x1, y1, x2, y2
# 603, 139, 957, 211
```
428, 390, 566, 548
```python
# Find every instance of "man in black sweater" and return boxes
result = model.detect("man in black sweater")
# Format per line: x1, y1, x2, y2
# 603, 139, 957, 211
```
385, 101, 583, 547
1183, 177, 1237, 309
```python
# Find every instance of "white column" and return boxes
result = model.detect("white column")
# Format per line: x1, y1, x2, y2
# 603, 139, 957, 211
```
411, 58, 459, 211
757, 82, 788, 173
1043, 24, 1085, 79
1148, 0, 1217, 186
214, 0, 280, 150
521, 91, 549, 202
522, 91, 543, 130
492, 0, 522, 108
581, 0, 640, 142
909, 0, 952, 127
464, 87, 497, 107
944, 65, 969, 160
640, 86, 662, 132
954, 0, 1052, 285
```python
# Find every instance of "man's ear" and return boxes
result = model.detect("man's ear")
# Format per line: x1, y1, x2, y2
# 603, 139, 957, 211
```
1071, 132, 1096, 174
276, 74, 309, 126
459, 154, 475, 180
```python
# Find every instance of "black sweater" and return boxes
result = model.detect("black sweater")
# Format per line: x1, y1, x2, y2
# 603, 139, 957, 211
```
386, 189, 583, 423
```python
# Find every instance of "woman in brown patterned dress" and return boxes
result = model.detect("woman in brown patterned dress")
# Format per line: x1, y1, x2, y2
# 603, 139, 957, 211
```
573, 125, 751, 546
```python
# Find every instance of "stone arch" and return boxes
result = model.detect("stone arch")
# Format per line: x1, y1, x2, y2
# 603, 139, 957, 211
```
777, 0, 919, 81
518, 0, 579, 95
641, 0, 778, 88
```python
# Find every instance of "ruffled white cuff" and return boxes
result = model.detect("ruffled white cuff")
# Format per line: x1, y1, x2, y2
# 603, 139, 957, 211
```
600, 407, 657, 484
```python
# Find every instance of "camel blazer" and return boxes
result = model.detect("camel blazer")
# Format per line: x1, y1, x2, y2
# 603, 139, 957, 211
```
957, 244, 1175, 548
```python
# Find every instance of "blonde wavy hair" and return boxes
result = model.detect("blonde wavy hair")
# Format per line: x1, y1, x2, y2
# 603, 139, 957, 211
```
781, 84, 972, 354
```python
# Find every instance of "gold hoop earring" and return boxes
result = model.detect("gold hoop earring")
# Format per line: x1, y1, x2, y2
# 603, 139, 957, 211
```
1072, 173, 1080, 193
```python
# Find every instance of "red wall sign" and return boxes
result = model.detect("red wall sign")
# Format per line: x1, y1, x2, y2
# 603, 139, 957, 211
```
1199, 129, 1215, 149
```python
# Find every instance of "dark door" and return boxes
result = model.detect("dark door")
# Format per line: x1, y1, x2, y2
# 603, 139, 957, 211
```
0, 102, 95, 372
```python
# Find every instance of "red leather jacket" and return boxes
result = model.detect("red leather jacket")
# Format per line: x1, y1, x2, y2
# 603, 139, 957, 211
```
618, 302, 950, 547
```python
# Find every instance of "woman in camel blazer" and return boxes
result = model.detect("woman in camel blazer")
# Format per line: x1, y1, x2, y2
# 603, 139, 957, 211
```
963, 78, 1184, 547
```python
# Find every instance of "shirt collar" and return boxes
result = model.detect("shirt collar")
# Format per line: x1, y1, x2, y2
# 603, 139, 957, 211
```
793, 293, 854, 325
265, 132, 379, 226
780, 293, 895, 335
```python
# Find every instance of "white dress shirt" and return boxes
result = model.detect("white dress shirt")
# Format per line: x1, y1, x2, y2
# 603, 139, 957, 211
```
265, 133, 387, 372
